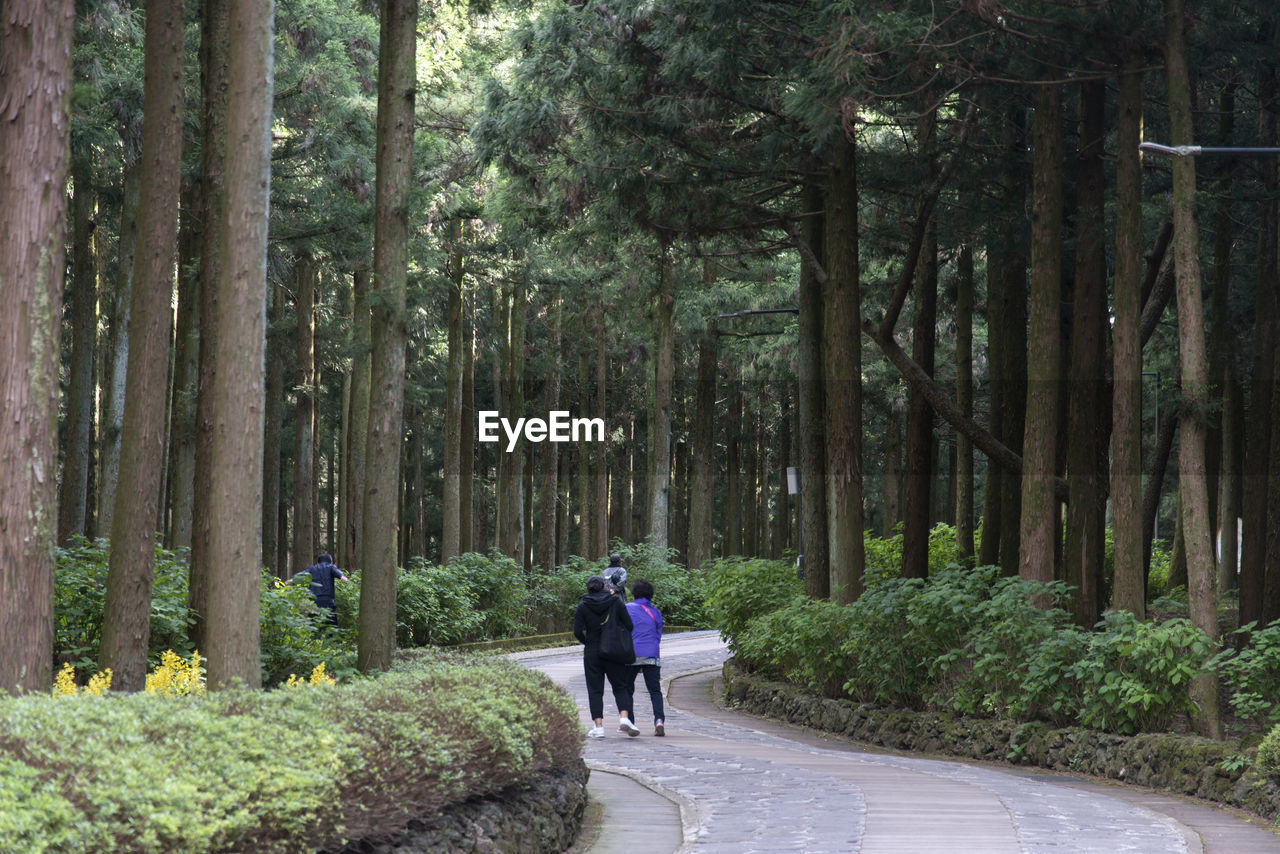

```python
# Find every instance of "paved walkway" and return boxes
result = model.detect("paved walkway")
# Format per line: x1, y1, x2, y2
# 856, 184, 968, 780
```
515, 631, 1280, 854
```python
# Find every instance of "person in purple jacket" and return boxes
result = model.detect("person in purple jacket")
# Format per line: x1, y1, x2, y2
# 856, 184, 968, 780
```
625, 578, 665, 736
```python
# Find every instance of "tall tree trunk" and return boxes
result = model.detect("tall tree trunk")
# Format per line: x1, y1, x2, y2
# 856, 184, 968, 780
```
1164, 0, 1222, 738
345, 267, 371, 571
59, 162, 98, 545
884, 401, 904, 537
1112, 64, 1146, 617
359, 0, 416, 674
594, 309, 609, 555
903, 111, 937, 581
726, 375, 743, 555
797, 181, 829, 598
1143, 405, 1179, 579
503, 275, 527, 561
99, 159, 141, 540
441, 229, 464, 562
189, 0, 228, 651
1206, 83, 1236, 581
168, 181, 200, 549
1220, 370, 1243, 595
204, 0, 272, 690
577, 350, 593, 557
1018, 82, 1063, 593
1242, 54, 1278, 630
824, 136, 865, 601
955, 243, 975, 560
688, 335, 717, 570
1064, 79, 1108, 626
262, 282, 284, 573
979, 250, 1006, 568
743, 398, 758, 557
538, 283, 562, 572
0, 0, 72, 694
997, 108, 1029, 577
101, 0, 185, 691
293, 252, 318, 572
460, 284, 475, 553
648, 243, 675, 551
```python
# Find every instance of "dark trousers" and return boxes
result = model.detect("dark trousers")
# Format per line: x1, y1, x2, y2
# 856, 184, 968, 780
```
627, 664, 664, 723
583, 647, 633, 720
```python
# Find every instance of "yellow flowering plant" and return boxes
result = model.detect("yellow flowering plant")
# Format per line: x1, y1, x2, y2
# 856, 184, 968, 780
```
53, 662, 112, 697
145, 650, 206, 697
285, 662, 337, 688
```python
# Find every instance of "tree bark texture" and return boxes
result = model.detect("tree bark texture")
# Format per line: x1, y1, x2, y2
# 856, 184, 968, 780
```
262, 282, 284, 573
955, 244, 975, 560
442, 232, 465, 563
203, 0, 273, 689
688, 336, 717, 570
648, 244, 675, 551
1164, 0, 1222, 739
168, 180, 201, 549
59, 163, 98, 545
0, 0, 72, 694
594, 310, 609, 556
798, 182, 829, 599
293, 253, 318, 571
102, 0, 185, 691
189, 0, 228, 650
1018, 82, 1063, 592
460, 285, 476, 553
359, 0, 416, 673
823, 137, 865, 601
1112, 65, 1146, 618
538, 283, 562, 572
1063, 79, 1109, 626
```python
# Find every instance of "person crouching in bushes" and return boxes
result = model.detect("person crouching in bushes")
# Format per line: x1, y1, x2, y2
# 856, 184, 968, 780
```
626, 578, 665, 736
573, 575, 640, 737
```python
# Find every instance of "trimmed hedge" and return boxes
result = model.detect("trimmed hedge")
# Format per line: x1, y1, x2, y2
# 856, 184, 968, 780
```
0, 651, 581, 854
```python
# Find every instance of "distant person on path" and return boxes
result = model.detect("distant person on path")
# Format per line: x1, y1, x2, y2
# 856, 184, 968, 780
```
295, 553, 347, 627
602, 553, 628, 600
626, 578, 665, 736
573, 575, 640, 737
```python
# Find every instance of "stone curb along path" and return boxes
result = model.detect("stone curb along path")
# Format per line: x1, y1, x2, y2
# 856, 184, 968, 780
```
515, 631, 1280, 854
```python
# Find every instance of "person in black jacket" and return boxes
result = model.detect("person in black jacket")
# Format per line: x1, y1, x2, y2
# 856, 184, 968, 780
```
573, 575, 640, 737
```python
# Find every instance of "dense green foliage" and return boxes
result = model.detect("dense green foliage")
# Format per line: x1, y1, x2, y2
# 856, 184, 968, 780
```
0, 651, 579, 854
711, 544, 1229, 736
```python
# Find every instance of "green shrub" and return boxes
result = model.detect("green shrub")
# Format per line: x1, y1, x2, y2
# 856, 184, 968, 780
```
393, 552, 531, 646
733, 596, 851, 696
1256, 722, 1280, 781
704, 556, 801, 652
1216, 620, 1280, 729
0, 651, 580, 853
1068, 611, 1214, 734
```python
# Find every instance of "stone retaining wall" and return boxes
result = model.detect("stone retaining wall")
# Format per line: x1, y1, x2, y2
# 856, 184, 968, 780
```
722, 659, 1280, 822
338, 760, 589, 854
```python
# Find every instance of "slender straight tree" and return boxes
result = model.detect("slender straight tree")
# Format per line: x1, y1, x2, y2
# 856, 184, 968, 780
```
189, 0, 229, 650
537, 281, 563, 572
593, 308, 609, 556
344, 267, 371, 571
1163, 0, 1221, 739
0, 0, 72, 694
359, 0, 417, 673
1243, 55, 1279, 628
688, 334, 717, 570
293, 252, 318, 570
902, 112, 938, 582
169, 183, 201, 550
460, 285, 476, 553
263, 281, 285, 573
1064, 79, 1109, 626
823, 136, 865, 602
1112, 64, 1146, 617
1018, 82, 1063, 591
59, 163, 98, 544
797, 182, 829, 599
441, 229, 465, 562
955, 243, 975, 560
205, 0, 273, 690
101, 0, 185, 691
99, 160, 140, 539
648, 243, 676, 551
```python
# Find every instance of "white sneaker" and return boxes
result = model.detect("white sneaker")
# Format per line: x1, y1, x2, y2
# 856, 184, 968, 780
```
587, 726, 606, 739
618, 718, 640, 737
